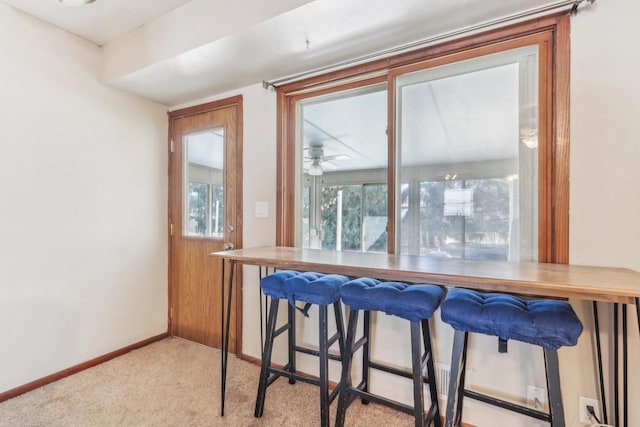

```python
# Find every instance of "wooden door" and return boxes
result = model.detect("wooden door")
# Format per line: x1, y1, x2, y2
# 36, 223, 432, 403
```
169, 97, 242, 353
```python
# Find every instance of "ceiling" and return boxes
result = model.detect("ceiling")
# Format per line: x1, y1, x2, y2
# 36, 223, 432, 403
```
0, 0, 573, 105
0, 0, 192, 45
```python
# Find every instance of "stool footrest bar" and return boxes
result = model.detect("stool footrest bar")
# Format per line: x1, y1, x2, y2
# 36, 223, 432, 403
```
266, 372, 280, 387
350, 336, 367, 353
327, 331, 340, 347
328, 383, 341, 403
421, 351, 430, 368
463, 389, 551, 422
267, 367, 321, 387
273, 323, 290, 338
294, 345, 342, 362
425, 402, 439, 424
346, 387, 415, 416
266, 367, 341, 403
369, 360, 431, 383
344, 380, 368, 407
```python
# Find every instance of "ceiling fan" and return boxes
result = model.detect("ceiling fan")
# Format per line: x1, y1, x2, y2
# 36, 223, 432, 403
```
303, 145, 349, 176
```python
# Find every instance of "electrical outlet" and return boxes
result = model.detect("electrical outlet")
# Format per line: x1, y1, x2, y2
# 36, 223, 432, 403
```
527, 385, 546, 409
578, 396, 601, 425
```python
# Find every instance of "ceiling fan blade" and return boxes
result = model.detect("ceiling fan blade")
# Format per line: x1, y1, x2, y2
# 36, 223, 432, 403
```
321, 161, 339, 170
322, 154, 349, 161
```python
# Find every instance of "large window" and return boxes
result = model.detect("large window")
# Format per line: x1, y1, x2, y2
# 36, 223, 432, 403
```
396, 46, 538, 261
278, 15, 570, 263
298, 85, 388, 253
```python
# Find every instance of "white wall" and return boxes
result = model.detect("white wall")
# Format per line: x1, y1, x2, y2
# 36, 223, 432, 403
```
0, 5, 168, 393
569, 0, 640, 425
173, 2, 640, 425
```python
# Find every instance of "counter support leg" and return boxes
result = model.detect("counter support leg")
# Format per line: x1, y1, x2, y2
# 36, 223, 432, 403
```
622, 304, 627, 427
614, 303, 619, 427
592, 301, 608, 425
220, 259, 235, 416
259, 267, 264, 354
636, 298, 640, 338
220, 260, 226, 416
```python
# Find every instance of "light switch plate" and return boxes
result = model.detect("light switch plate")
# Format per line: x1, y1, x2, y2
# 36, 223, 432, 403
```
255, 201, 269, 218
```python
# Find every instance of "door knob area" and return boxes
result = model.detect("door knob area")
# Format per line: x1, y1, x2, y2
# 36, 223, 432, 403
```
223, 242, 234, 251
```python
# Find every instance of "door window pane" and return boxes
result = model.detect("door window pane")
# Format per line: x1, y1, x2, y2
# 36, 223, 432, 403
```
188, 182, 208, 235
396, 46, 538, 261
184, 128, 224, 238
210, 184, 224, 238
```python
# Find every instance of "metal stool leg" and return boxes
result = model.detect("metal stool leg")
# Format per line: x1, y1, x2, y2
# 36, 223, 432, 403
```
288, 302, 297, 384
421, 319, 442, 427
332, 300, 347, 404
614, 303, 619, 427
623, 304, 628, 427
592, 301, 608, 424
362, 310, 371, 401
255, 298, 281, 418
445, 330, 468, 427
319, 304, 330, 427
336, 309, 359, 427
411, 321, 426, 427
544, 348, 565, 427
636, 298, 640, 339
333, 301, 346, 362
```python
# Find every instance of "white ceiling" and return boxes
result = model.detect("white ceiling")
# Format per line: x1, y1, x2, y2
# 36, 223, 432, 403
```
0, 0, 192, 45
114, 0, 567, 105
0, 0, 574, 105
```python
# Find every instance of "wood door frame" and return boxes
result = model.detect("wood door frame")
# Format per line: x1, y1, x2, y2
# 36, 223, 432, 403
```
167, 95, 244, 355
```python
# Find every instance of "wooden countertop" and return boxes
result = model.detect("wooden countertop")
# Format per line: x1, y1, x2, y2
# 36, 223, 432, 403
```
211, 246, 640, 304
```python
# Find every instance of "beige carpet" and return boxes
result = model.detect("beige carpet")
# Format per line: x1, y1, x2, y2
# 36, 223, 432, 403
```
0, 337, 416, 426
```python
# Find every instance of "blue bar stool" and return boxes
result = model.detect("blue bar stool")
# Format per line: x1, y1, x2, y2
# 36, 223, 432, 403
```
440, 288, 583, 427
255, 271, 349, 427
335, 278, 444, 427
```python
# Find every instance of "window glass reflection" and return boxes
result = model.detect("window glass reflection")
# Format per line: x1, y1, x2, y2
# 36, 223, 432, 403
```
184, 129, 224, 239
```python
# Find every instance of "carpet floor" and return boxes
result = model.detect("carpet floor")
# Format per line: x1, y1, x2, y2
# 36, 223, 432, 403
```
0, 337, 416, 426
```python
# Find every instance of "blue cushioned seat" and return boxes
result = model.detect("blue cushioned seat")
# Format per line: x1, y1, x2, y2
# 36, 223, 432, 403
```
340, 277, 444, 322
440, 288, 583, 349
260, 270, 300, 299
284, 272, 349, 305
260, 271, 348, 306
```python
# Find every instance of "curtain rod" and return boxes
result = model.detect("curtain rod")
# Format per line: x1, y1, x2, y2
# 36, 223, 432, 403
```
263, 0, 595, 90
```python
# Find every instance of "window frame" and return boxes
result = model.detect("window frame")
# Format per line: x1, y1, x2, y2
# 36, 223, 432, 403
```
276, 14, 570, 263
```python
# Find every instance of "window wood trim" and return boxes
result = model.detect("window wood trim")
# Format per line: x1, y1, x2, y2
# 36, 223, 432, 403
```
276, 14, 570, 263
